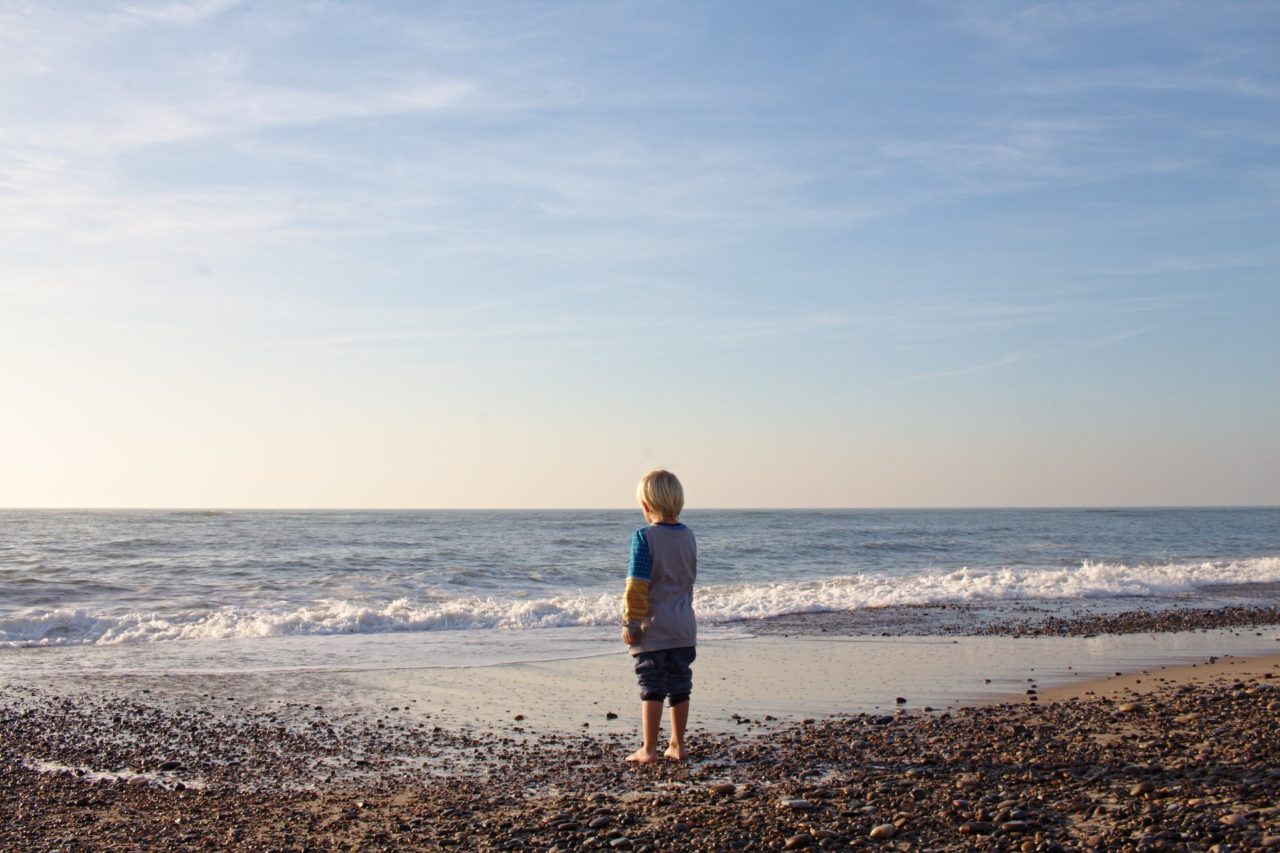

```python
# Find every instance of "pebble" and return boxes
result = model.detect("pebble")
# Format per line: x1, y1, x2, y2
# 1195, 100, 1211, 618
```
784, 833, 813, 849
869, 823, 895, 839
709, 782, 736, 795
5, 606, 1279, 853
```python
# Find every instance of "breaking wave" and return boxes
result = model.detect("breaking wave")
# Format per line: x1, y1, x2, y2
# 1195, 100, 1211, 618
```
3, 556, 1278, 647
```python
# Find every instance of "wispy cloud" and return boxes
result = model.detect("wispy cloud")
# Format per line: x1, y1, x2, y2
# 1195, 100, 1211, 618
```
908, 351, 1035, 383
902, 327, 1154, 385
118, 0, 244, 26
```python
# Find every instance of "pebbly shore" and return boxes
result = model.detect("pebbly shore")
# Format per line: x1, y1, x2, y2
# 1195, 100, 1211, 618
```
4, 607, 1280, 851
742, 603, 1280, 639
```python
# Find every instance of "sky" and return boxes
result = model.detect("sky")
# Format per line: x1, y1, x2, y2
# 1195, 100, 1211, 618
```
1, 0, 1277, 509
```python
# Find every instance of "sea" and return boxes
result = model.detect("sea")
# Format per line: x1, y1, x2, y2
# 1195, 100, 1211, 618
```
2, 508, 1278, 679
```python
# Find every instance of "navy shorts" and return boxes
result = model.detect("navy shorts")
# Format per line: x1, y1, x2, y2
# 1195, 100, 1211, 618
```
633, 646, 696, 704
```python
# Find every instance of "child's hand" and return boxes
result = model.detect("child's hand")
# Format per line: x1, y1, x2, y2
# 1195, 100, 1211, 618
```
621, 626, 639, 645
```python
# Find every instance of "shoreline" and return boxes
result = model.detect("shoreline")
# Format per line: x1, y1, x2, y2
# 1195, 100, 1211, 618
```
5, 649, 1278, 850
10, 624, 1279, 737
1033, 650, 1280, 704
5, 609, 1280, 850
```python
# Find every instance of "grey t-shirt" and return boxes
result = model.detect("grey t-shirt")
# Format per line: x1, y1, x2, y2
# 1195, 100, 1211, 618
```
627, 522, 697, 654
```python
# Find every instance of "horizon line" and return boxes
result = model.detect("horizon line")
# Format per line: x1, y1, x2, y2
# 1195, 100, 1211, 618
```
2, 504, 1277, 512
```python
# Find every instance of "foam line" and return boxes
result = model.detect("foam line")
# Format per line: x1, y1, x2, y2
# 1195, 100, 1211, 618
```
2, 556, 1277, 647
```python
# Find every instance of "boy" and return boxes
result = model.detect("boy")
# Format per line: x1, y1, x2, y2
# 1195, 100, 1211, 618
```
621, 469, 697, 763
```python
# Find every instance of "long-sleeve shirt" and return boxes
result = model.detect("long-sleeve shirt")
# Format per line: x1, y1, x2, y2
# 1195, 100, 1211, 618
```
623, 521, 697, 655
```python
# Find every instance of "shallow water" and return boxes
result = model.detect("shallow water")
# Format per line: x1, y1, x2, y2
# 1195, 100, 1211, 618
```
11, 629, 1278, 736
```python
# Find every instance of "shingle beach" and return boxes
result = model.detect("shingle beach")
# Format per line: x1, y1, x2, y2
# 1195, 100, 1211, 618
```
5, 606, 1279, 851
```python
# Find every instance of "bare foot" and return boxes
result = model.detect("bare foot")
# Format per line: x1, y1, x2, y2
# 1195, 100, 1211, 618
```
664, 743, 687, 761
626, 748, 659, 764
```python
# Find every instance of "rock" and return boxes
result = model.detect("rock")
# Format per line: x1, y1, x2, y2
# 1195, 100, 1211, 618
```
1001, 820, 1029, 832
956, 773, 982, 790
784, 834, 813, 849
959, 821, 994, 835
709, 782, 736, 795
869, 823, 895, 839
1221, 813, 1249, 827
608, 838, 632, 849
514, 714, 525, 721
1130, 782, 1155, 796
606, 712, 618, 720
780, 798, 814, 810
895, 697, 907, 704
1118, 702, 1142, 713
588, 816, 611, 829
158, 760, 182, 772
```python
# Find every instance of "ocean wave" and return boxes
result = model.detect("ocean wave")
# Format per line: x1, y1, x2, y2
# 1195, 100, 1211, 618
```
3, 556, 1278, 647
697, 555, 1280, 620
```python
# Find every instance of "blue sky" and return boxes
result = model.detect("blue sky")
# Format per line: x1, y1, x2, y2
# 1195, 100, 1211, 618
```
1, 1, 1277, 507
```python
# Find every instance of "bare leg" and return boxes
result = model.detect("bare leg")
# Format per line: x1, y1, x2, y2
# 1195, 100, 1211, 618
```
664, 700, 689, 760
626, 700, 663, 763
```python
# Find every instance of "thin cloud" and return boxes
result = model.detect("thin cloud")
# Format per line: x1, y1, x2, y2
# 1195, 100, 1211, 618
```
119, 0, 243, 26
902, 327, 1153, 385
907, 351, 1035, 383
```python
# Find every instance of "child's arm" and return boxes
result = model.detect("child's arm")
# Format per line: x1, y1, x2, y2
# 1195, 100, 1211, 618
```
622, 528, 651, 644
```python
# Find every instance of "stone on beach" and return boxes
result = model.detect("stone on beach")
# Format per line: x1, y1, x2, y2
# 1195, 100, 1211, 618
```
5, 608, 1280, 852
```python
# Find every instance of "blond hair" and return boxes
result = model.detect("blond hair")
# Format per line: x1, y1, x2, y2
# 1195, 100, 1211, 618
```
636, 469, 684, 521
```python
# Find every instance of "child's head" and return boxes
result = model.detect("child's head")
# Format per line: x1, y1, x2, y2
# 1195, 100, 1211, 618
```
636, 469, 684, 522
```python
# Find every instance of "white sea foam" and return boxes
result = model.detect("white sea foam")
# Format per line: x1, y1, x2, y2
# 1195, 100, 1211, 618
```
2, 556, 1278, 647
696, 555, 1280, 620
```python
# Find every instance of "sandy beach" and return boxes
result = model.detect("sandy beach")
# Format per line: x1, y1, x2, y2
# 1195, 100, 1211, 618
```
5, 606, 1280, 851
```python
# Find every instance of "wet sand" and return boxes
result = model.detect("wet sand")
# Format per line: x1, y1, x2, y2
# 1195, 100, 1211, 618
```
4, 608, 1280, 850
1036, 651, 1280, 703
